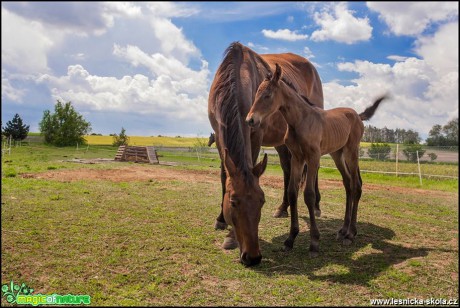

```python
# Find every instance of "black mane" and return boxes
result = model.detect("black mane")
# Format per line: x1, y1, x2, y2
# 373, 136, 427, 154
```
214, 42, 251, 179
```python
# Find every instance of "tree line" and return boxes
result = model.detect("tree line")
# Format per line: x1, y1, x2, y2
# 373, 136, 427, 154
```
2, 101, 458, 148
362, 118, 458, 147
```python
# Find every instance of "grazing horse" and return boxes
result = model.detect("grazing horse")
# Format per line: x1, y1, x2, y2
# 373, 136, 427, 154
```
208, 133, 216, 147
208, 42, 323, 266
246, 63, 388, 256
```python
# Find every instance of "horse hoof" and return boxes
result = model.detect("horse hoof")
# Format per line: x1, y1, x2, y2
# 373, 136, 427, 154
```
282, 245, 292, 252
273, 209, 288, 218
222, 237, 238, 250
314, 209, 321, 218
336, 231, 345, 240
309, 250, 319, 258
214, 220, 228, 230
342, 238, 353, 246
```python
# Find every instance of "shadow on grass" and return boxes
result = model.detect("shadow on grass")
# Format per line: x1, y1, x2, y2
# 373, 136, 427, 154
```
253, 216, 430, 285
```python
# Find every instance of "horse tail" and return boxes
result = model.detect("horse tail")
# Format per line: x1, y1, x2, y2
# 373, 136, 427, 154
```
359, 94, 389, 121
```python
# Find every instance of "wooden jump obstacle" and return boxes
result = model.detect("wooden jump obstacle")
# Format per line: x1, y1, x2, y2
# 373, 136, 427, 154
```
115, 145, 159, 164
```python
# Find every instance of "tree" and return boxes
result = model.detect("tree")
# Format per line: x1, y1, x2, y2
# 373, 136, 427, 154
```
402, 143, 426, 162
39, 100, 91, 146
426, 118, 458, 146
442, 118, 458, 146
367, 143, 391, 160
112, 127, 129, 146
2, 114, 30, 141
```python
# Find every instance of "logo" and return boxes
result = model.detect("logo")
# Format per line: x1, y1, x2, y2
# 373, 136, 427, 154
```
2, 281, 91, 306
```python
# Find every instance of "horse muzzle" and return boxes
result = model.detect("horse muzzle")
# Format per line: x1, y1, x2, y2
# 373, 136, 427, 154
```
245, 114, 261, 128
240, 251, 262, 266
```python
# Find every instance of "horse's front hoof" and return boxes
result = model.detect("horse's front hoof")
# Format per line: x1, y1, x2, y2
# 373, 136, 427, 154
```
342, 238, 353, 246
309, 250, 319, 258
214, 220, 228, 230
314, 209, 321, 218
222, 237, 238, 250
273, 209, 288, 218
336, 229, 346, 240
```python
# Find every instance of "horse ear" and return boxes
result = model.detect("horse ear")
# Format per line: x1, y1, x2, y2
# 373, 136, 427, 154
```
223, 148, 237, 178
272, 63, 281, 84
253, 153, 268, 178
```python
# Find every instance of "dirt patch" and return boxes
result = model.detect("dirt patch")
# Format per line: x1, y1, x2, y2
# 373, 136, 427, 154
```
20, 164, 453, 198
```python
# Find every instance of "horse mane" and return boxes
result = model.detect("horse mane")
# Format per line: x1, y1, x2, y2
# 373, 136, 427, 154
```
280, 77, 315, 107
214, 42, 252, 180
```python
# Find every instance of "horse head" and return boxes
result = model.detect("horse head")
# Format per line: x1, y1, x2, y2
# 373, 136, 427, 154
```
222, 148, 268, 266
246, 63, 283, 128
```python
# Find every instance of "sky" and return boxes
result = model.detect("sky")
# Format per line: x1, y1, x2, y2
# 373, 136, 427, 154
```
1, 2, 458, 140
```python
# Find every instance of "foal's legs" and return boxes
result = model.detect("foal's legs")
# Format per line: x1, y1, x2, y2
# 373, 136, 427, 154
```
283, 155, 304, 251
273, 145, 290, 218
303, 155, 321, 256
330, 151, 353, 243
274, 145, 322, 218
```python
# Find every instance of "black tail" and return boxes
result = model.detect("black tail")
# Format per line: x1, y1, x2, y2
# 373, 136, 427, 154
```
359, 94, 389, 121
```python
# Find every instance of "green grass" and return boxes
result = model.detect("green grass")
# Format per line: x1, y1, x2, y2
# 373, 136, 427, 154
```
1, 145, 458, 306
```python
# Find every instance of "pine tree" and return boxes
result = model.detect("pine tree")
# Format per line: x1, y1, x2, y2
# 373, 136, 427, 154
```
3, 114, 30, 141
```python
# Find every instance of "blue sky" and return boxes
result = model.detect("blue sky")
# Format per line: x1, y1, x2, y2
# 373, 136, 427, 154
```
1, 2, 458, 140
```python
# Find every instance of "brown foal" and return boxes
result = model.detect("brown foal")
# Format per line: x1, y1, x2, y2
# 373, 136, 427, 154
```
246, 63, 388, 256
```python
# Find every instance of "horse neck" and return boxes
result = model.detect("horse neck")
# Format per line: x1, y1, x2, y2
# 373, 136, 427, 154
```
217, 42, 268, 175
278, 82, 316, 128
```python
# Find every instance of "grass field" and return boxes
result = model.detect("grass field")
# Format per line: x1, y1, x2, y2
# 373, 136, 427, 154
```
1, 145, 458, 306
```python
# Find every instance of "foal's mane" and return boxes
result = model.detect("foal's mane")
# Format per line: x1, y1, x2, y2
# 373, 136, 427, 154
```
280, 77, 315, 107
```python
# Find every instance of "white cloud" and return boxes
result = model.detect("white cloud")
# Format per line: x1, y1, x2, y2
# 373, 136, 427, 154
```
311, 2, 372, 44
367, 2, 458, 36
414, 21, 458, 76
262, 29, 308, 41
324, 53, 457, 137
387, 55, 408, 62
303, 47, 315, 59
37, 63, 209, 124
247, 42, 269, 53
1, 72, 26, 102
1, 7, 55, 74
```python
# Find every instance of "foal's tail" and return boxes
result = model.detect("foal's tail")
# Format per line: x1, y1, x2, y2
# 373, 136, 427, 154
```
359, 94, 390, 121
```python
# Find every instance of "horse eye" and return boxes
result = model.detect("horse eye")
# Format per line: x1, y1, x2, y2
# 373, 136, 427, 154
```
230, 198, 237, 207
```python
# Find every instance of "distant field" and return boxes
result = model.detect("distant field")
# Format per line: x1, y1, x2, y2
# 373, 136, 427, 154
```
84, 135, 211, 147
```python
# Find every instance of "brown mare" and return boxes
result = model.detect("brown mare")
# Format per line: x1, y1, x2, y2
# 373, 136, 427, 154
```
246, 64, 388, 256
208, 42, 323, 265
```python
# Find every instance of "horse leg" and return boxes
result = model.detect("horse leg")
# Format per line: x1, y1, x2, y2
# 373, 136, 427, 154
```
222, 228, 238, 250
303, 156, 321, 257
214, 161, 228, 230
283, 155, 303, 251
301, 164, 321, 218
273, 145, 290, 218
314, 166, 321, 217
330, 151, 352, 241
343, 159, 362, 245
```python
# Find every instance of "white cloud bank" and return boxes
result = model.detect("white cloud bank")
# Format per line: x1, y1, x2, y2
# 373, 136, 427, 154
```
311, 2, 372, 44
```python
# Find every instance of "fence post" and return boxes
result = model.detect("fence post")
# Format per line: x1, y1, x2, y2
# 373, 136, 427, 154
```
395, 144, 399, 177
416, 150, 422, 185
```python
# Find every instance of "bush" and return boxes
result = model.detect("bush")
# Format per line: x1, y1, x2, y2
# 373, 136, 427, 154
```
403, 143, 426, 162
428, 152, 438, 162
113, 127, 129, 146
367, 143, 391, 160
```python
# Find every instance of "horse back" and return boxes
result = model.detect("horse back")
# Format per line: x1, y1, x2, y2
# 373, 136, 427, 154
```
261, 53, 324, 109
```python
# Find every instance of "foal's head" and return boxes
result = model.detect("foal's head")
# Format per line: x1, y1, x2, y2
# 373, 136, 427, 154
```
246, 63, 283, 128
222, 149, 267, 266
